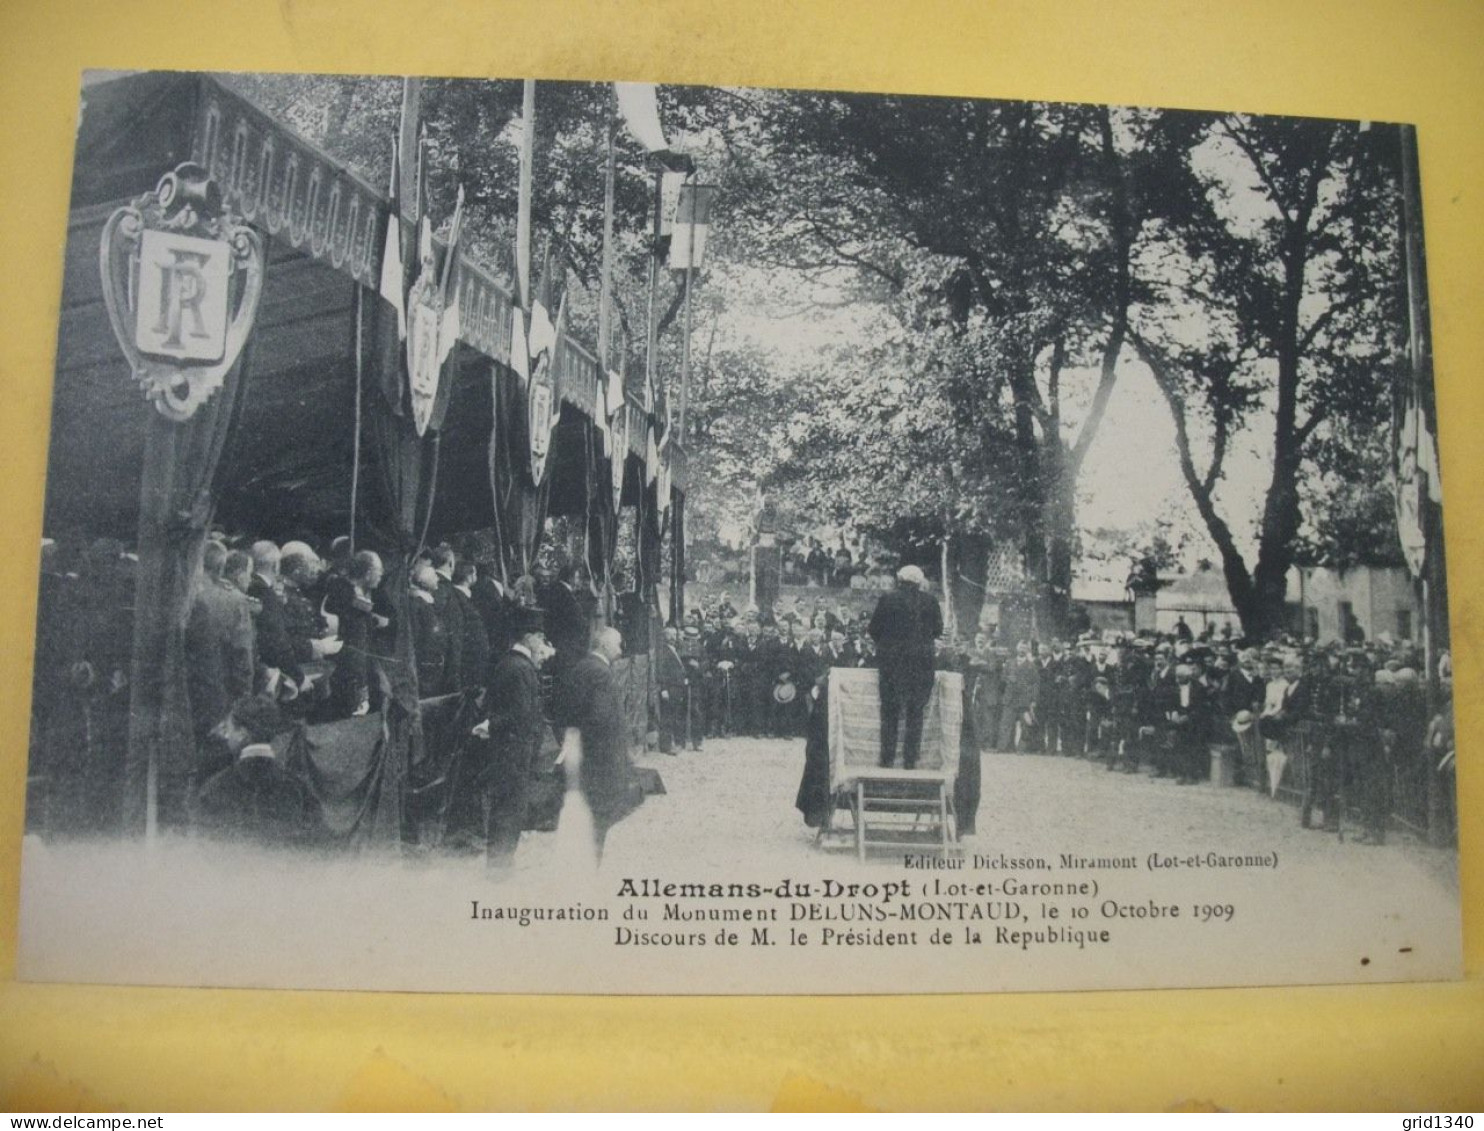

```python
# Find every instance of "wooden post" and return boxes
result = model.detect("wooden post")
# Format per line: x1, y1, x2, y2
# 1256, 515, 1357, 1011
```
670, 488, 685, 626
597, 93, 616, 375
643, 167, 662, 414
397, 78, 422, 270
516, 79, 536, 312
677, 185, 696, 443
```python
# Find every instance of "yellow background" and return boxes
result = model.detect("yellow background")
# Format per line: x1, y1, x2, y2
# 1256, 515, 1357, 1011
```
2, 0, 1481, 1111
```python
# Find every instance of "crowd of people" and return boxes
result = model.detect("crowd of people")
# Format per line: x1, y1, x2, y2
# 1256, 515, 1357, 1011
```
646, 590, 885, 750
28, 534, 1456, 862
955, 622, 1456, 844
779, 536, 898, 589
28, 530, 638, 854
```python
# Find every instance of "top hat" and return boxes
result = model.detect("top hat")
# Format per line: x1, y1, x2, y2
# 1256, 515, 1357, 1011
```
510, 606, 546, 636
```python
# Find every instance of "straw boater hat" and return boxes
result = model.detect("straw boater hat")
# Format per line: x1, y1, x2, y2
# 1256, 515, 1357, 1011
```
1231, 709, 1256, 736
772, 676, 797, 704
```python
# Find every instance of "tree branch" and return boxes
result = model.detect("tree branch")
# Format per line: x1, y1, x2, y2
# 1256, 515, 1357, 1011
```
1069, 105, 1133, 480
1295, 406, 1327, 449
1048, 336, 1065, 427
1221, 116, 1291, 223
655, 280, 687, 338
1203, 411, 1229, 497
802, 211, 904, 290
1130, 332, 1254, 597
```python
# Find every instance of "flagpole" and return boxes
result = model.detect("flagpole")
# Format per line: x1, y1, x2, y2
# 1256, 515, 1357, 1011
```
598, 91, 616, 376
397, 78, 422, 267
517, 79, 536, 312
350, 285, 363, 553
678, 182, 696, 444
643, 166, 661, 416
1398, 123, 1436, 690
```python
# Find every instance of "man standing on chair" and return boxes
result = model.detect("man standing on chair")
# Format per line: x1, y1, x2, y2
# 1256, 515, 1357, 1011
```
868, 565, 943, 769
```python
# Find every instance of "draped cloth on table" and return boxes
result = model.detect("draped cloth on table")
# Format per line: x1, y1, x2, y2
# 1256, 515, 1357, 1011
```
356, 278, 441, 844
826, 668, 962, 788
585, 417, 617, 615
281, 713, 390, 839
489, 362, 550, 582
124, 342, 253, 834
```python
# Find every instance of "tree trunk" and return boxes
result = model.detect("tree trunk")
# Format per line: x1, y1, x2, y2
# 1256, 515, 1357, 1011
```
1043, 441, 1077, 642
1242, 230, 1310, 640
947, 531, 991, 640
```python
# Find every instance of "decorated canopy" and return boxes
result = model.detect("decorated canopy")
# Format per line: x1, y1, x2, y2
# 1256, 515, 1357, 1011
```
46, 70, 682, 545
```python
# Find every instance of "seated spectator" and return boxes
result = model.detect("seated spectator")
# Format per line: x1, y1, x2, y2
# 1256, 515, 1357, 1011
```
194, 694, 320, 847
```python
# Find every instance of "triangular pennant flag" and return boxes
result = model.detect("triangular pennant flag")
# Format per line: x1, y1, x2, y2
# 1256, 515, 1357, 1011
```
527, 248, 566, 485
436, 186, 465, 369
657, 434, 672, 516
604, 365, 626, 419
1395, 397, 1427, 578
668, 183, 717, 271
614, 82, 669, 154
378, 132, 407, 342
611, 356, 628, 514
509, 307, 529, 386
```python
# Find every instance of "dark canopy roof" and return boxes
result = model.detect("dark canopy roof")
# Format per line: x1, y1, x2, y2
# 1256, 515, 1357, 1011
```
45, 72, 680, 546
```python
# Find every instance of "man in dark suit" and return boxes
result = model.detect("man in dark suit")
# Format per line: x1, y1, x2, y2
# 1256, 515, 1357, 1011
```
409, 559, 452, 698
428, 545, 467, 694
1156, 662, 1211, 783
757, 623, 792, 737
706, 619, 740, 738
447, 560, 491, 694
249, 541, 305, 698
1039, 640, 1072, 754
557, 626, 640, 860
792, 628, 827, 736
999, 641, 1039, 752
469, 557, 514, 655
655, 626, 689, 754
679, 622, 709, 749
1223, 648, 1266, 788
734, 623, 765, 736
185, 540, 257, 749
472, 605, 549, 868
537, 561, 587, 677
867, 565, 943, 768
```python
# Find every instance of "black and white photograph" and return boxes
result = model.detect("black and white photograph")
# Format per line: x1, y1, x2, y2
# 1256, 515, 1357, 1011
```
16, 68, 1462, 994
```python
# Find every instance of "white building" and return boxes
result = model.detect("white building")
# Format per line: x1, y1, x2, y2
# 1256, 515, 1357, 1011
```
1152, 563, 1421, 644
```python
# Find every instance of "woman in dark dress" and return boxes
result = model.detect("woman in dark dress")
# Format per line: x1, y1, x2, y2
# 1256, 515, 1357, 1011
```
795, 673, 832, 829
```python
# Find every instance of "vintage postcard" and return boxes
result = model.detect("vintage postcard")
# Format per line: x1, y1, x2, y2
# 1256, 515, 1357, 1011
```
16, 69, 1461, 994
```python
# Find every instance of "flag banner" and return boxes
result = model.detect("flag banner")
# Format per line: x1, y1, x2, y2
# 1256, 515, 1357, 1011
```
614, 81, 668, 154
377, 132, 407, 341
436, 187, 465, 370
610, 361, 628, 512
659, 170, 687, 236
611, 402, 628, 514
668, 183, 717, 270
527, 250, 565, 485
508, 305, 529, 386
406, 184, 464, 436
604, 365, 626, 420
1394, 395, 1428, 578
657, 432, 672, 515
